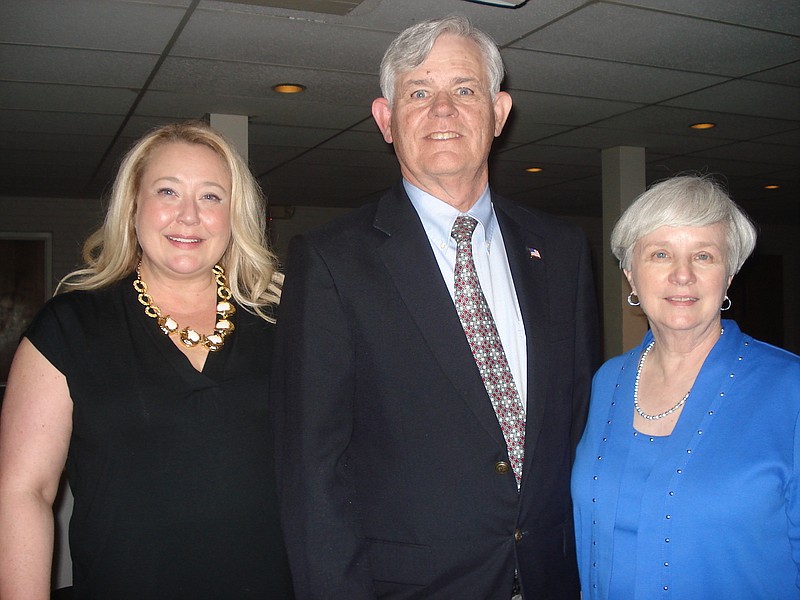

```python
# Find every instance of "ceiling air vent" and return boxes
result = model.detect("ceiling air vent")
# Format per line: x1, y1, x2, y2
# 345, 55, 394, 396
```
215, 0, 366, 16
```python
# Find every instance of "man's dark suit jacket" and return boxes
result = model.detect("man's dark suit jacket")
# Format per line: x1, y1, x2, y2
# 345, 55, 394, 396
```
273, 183, 600, 599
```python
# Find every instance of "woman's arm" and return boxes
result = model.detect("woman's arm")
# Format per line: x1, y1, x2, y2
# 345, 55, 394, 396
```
790, 405, 800, 589
0, 338, 72, 599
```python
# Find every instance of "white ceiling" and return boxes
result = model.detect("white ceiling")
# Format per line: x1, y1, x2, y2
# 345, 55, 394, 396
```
1, 0, 798, 223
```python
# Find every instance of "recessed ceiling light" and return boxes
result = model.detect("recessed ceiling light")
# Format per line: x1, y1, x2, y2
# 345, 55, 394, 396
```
525, 167, 543, 173
273, 83, 306, 94
689, 122, 716, 130
764, 184, 780, 190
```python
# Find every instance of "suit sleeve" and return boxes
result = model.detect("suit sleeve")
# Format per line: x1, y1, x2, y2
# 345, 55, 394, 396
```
272, 234, 376, 599
570, 232, 601, 452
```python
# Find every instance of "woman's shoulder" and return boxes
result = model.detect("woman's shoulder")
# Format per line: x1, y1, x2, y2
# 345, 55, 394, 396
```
722, 320, 797, 366
727, 327, 800, 411
28, 280, 127, 338
587, 352, 636, 417
47, 285, 103, 306
236, 304, 276, 333
745, 336, 800, 390
724, 319, 799, 368
595, 350, 635, 381
748, 336, 800, 365
44, 280, 124, 315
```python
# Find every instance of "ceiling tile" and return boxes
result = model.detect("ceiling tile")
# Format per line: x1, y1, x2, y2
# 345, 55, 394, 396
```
665, 79, 800, 120
616, 0, 800, 35
1, 46, 158, 88
592, 105, 798, 141
0, 0, 188, 52
502, 49, 727, 103
512, 3, 800, 76
0, 82, 137, 114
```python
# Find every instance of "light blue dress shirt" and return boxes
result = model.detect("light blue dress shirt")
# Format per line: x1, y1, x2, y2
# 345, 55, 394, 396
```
404, 180, 528, 408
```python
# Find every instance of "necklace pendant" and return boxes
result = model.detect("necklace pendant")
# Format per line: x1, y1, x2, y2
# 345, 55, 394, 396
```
180, 327, 202, 348
215, 319, 235, 333
157, 315, 179, 334
216, 301, 236, 317
205, 333, 225, 352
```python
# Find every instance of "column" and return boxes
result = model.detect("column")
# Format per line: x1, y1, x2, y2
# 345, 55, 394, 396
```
209, 113, 249, 162
601, 146, 647, 358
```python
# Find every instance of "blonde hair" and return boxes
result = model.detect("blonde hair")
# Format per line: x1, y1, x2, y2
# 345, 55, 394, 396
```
611, 174, 757, 276
61, 121, 281, 321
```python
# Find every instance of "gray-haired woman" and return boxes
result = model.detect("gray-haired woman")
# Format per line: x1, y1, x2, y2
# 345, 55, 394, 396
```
572, 175, 800, 598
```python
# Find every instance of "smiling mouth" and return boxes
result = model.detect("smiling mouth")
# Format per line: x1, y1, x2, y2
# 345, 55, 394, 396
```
667, 296, 698, 303
167, 235, 201, 244
428, 131, 460, 140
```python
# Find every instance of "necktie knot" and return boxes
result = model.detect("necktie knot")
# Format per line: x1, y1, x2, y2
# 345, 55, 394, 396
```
451, 215, 478, 243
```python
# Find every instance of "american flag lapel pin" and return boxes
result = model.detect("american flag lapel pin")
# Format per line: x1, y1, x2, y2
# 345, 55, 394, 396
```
527, 246, 542, 260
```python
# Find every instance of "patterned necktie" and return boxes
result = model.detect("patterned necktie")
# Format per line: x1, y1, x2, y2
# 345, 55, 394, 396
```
451, 215, 526, 487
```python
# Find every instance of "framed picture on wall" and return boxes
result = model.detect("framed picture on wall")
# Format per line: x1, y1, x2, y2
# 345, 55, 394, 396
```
0, 232, 52, 390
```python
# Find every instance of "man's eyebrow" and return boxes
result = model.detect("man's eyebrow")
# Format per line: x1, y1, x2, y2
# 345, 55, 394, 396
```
401, 76, 480, 88
401, 78, 431, 88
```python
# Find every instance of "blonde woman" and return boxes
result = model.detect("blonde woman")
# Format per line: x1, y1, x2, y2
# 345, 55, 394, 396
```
0, 122, 293, 599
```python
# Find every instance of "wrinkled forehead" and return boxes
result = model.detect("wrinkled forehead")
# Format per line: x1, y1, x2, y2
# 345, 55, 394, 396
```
397, 38, 488, 89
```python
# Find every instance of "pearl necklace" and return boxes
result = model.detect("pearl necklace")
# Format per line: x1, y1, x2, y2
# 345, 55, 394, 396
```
633, 328, 725, 420
633, 340, 689, 421
133, 263, 236, 352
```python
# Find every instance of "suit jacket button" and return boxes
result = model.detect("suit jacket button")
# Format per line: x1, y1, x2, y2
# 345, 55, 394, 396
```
514, 529, 524, 543
495, 461, 511, 475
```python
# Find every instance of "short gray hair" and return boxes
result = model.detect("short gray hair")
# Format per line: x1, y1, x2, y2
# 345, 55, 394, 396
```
379, 15, 505, 106
610, 175, 757, 275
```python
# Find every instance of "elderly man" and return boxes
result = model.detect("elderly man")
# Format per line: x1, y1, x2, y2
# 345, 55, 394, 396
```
274, 16, 599, 599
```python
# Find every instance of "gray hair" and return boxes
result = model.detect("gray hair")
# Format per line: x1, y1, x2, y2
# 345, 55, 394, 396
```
610, 175, 757, 276
379, 15, 505, 106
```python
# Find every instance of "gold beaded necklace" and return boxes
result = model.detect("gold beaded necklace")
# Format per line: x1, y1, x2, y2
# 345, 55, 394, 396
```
133, 262, 236, 352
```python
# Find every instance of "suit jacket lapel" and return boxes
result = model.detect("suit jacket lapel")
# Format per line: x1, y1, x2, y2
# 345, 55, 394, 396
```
374, 185, 507, 447
494, 198, 550, 474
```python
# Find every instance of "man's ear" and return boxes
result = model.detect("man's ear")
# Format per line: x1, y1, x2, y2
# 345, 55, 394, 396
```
492, 91, 512, 137
372, 97, 393, 143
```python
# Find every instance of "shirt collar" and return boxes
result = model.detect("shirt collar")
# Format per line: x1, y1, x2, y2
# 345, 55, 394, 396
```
403, 180, 496, 248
